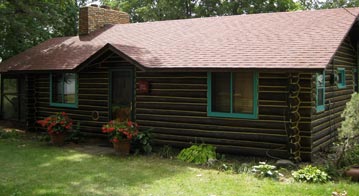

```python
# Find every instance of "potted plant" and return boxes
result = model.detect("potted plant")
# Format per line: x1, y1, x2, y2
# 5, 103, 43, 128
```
102, 120, 139, 156
37, 112, 73, 146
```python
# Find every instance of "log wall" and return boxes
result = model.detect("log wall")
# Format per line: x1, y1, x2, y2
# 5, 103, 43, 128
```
32, 52, 134, 138
136, 71, 313, 160
311, 37, 357, 156
28, 50, 324, 161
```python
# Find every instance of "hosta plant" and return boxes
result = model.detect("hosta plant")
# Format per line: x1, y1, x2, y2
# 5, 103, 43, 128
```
177, 144, 216, 165
292, 165, 330, 183
252, 162, 283, 179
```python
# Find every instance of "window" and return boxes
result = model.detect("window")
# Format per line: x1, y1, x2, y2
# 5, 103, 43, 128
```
50, 73, 78, 108
337, 68, 346, 89
316, 71, 325, 112
207, 71, 258, 119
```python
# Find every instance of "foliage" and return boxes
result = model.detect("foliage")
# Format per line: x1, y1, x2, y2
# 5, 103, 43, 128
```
252, 162, 283, 179
102, 0, 303, 23
131, 128, 153, 154
177, 144, 216, 164
159, 145, 177, 159
102, 120, 139, 143
37, 112, 73, 135
0, 0, 87, 61
0, 129, 21, 139
2, 139, 359, 195
67, 121, 84, 144
334, 93, 359, 168
292, 165, 330, 183
339, 93, 359, 141
340, 144, 359, 167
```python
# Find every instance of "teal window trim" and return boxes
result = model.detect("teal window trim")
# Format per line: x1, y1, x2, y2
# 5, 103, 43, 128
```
316, 71, 325, 112
207, 72, 258, 119
337, 68, 346, 89
49, 73, 78, 108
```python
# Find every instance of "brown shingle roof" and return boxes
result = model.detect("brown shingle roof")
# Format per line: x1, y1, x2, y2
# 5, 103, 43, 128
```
1, 7, 359, 72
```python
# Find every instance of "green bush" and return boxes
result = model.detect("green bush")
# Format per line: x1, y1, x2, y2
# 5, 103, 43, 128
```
334, 93, 359, 168
340, 144, 359, 167
0, 129, 21, 139
132, 129, 153, 155
177, 144, 216, 165
159, 145, 177, 159
251, 162, 283, 179
292, 165, 330, 183
339, 93, 359, 141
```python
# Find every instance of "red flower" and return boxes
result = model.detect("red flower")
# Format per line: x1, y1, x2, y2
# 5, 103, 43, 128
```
112, 138, 119, 143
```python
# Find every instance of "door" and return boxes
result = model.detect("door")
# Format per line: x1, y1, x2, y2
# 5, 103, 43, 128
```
1, 76, 26, 122
110, 69, 134, 121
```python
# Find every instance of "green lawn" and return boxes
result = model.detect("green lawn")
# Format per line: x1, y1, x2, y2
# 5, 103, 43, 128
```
0, 138, 358, 196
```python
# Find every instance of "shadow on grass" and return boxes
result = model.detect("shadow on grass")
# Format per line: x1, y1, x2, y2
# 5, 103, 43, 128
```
0, 139, 188, 196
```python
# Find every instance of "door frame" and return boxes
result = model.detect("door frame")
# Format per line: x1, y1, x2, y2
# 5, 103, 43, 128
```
0, 74, 26, 122
108, 67, 135, 121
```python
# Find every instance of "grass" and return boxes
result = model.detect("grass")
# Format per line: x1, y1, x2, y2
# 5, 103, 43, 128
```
0, 138, 359, 196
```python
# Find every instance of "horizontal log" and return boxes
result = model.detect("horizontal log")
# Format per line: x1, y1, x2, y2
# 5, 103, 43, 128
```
137, 78, 206, 84
145, 83, 206, 89
136, 96, 206, 104
139, 120, 287, 135
137, 72, 206, 77
154, 133, 286, 149
136, 108, 206, 117
137, 113, 289, 130
136, 102, 206, 111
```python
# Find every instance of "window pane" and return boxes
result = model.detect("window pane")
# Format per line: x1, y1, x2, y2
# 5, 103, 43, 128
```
211, 72, 230, 112
3, 79, 17, 94
318, 88, 324, 106
52, 74, 63, 103
233, 72, 254, 114
338, 72, 343, 84
64, 73, 76, 104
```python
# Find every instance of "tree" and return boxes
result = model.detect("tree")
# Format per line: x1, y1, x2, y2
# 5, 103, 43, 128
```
0, 0, 84, 61
102, 0, 303, 22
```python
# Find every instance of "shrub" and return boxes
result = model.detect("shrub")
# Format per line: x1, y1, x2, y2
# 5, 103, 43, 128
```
335, 93, 359, 168
159, 145, 177, 159
251, 162, 283, 179
0, 129, 21, 139
339, 93, 359, 141
67, 122, 84, 144
132, 129, 153, 154
177, 144, 216, 164
292, 165, 330, 183
340, 144, 359, 167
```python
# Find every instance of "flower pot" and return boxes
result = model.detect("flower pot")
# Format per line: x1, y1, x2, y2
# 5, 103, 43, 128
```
345, 166, 359, 181
113, 139, 131, 156
50, 133, 65, 146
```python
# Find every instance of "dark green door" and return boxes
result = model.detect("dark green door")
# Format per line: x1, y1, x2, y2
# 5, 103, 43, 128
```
110, 69, 134, 121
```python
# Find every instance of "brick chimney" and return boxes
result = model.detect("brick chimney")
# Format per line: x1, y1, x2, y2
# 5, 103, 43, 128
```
79, 6, 130, 35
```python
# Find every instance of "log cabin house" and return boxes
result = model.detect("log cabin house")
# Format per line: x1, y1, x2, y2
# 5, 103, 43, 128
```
0, 6, 358, 161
